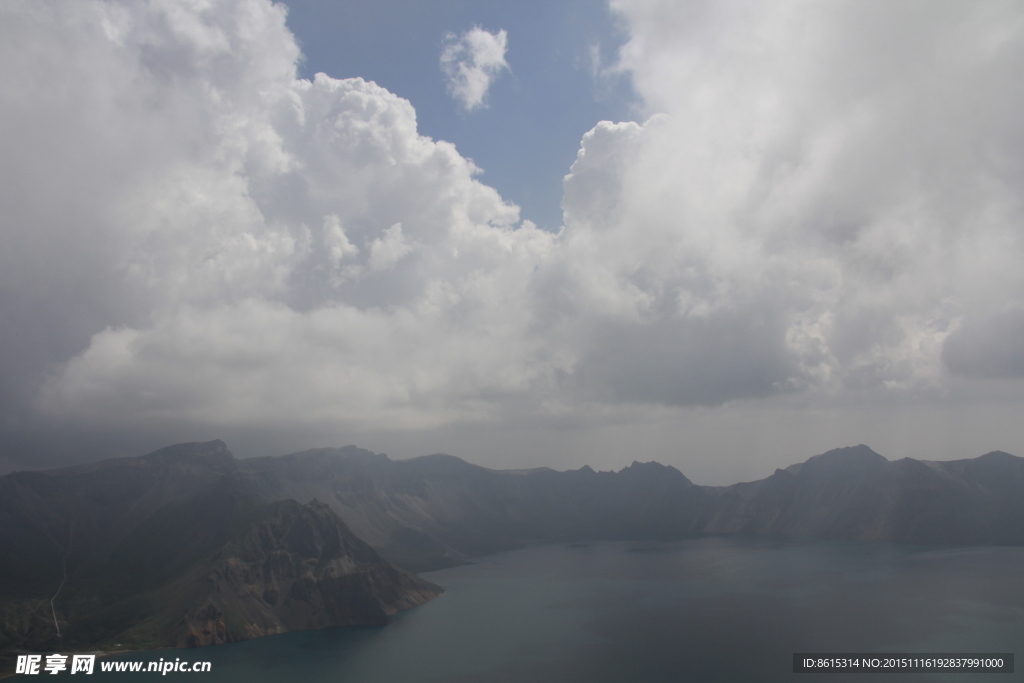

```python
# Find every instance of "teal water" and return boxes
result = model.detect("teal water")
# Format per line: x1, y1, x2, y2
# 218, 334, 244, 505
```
88, 537, 1023, 682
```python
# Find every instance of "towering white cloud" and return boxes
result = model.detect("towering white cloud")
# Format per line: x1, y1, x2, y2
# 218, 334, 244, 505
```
0, 0, 551, 434
440, 26, 510, 111
564, 0, 1024, 404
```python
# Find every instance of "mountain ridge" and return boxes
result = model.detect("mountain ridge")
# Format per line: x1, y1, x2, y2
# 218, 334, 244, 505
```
4, 440, 1024, 659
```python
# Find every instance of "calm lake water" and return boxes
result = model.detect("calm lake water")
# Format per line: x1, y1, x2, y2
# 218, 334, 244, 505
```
89, 537, 1023, 682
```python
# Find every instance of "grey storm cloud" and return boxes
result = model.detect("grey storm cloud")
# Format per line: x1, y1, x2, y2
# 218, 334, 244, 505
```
943, 310, 1024, 378
1, 0, 1024, 465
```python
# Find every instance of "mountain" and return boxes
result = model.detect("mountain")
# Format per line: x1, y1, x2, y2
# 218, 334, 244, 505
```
228, 443, 1024, 569
4, 440, 1024, 659
234, 448, 702, 570
0, 442, 440, 655
696, 446, 1024, 544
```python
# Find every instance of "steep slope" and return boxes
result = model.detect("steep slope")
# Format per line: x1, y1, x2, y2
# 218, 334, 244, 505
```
0, 446, 440, 655
148, 499, 441, 649
236, 448, 701, 570
236, 448, 530, 570
695, 445, 1024, 544
0, 441, 236, 597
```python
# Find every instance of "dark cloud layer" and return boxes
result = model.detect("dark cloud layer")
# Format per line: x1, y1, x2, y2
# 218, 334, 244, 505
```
943, 310, 1024, 378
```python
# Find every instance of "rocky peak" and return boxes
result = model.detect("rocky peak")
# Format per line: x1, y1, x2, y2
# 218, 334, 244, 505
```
975, 450, 1023, 464
797, 445, 888, 479
618, 460, 693, 485
141, 440, 235, 469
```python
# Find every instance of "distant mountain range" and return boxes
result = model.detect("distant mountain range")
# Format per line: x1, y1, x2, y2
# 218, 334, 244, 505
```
3, 440, 1023, 656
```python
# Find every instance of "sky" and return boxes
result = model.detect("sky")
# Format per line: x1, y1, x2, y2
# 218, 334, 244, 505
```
2, 0, 1024, 484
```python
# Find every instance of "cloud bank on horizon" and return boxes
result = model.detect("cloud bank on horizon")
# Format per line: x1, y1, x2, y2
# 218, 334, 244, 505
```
1, 0, 1024, 459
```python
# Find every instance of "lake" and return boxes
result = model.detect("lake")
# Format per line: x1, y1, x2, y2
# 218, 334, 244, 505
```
89, 537, 1023, 682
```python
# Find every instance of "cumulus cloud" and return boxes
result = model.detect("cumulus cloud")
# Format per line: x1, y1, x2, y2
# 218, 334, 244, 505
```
440, 26, 510, 111
3, 0, 1024, 457
0, 0, 548, 435
574, 0, 1024, 402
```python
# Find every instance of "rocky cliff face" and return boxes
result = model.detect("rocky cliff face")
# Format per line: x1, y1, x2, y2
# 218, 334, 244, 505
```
172, 500, 440, 647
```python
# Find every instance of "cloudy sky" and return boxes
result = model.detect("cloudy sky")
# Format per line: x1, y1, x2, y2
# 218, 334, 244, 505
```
2, 0, 1024, 483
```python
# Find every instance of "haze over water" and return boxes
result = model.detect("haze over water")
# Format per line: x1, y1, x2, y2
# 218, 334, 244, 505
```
87, 537, 1023, 682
